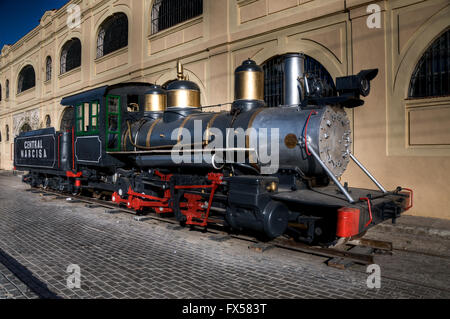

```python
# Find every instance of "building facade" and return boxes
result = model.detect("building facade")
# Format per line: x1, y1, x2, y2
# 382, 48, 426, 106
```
0, 0, 449, 219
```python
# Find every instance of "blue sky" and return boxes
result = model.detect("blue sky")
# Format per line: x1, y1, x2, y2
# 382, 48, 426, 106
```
0, 0, 69, 49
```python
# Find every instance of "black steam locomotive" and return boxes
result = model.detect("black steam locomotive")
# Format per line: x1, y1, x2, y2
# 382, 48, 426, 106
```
15, 54, 412, 245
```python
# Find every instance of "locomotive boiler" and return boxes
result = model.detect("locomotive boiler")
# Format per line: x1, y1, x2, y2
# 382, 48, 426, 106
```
15, 54, 413, 245
124, 58, 351, 178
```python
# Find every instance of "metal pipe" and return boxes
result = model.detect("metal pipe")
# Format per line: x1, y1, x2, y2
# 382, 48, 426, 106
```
136, 155, 214, 168
350, 153, 387, 193
307, 145, 355, 203
107, 148, 256, 155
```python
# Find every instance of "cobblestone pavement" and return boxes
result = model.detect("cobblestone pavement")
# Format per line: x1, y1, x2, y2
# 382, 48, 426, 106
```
0, 262, 38, 299
0, 171, 449, 299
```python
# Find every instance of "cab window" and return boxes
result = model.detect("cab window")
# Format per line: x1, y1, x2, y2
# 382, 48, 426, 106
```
127, 95, 140, 112
75, 101, 100, 135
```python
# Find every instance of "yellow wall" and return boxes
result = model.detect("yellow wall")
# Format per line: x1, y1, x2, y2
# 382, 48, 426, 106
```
0, 0, 449, 218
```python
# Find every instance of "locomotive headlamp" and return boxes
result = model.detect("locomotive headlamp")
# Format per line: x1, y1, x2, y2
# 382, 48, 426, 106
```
357, 69, 378, 97
360, 78, 370, 97
336, 69, 378, 98
334, 69, 378, 107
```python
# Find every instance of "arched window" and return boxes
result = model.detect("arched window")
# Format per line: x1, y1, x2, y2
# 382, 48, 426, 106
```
151, 0, 203, 35
5, 125, 9, 141
6, 80, 9, 99
262, 54, 336, 107
409, 29, 450, 98
60, 107, 74, 131
45, 115, 51, 128
60, 38, 82, 74
18, 65, 36, 94
20, 123, 32, 133
46, 56, 52, 81
97, 13, 128, 58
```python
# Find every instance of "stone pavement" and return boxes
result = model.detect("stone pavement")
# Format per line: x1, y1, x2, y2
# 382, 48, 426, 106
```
0, 171, 449, 299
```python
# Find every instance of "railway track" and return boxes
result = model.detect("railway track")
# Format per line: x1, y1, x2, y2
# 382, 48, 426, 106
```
16, 182, 448, 296
28, 186, 394, 267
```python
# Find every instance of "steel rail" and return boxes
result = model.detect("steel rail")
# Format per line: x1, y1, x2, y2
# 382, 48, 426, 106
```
28, 186, 389, 266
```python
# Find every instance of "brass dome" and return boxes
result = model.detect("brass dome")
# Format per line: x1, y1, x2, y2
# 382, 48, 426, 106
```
234, 59, 264, 101
166, 61, 201, 108
144, 85, 167, 112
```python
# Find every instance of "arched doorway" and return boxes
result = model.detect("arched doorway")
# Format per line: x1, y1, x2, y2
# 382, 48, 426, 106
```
60, 107, 74, 131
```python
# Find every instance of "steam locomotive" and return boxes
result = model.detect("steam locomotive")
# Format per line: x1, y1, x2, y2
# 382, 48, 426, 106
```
14, 54, 412, 245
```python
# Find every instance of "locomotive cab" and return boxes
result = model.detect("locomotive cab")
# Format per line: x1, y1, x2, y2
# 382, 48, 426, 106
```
60, 83, 156, 169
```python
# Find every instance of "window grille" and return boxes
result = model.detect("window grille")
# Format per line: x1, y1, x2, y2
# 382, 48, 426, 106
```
46, 56, 52, 81
60, 39, 82, 74
262, 54, 336, 107
409, 29, 450, 98
97, 13, 128, 58
18, 65, 36, 94
263, 55, 285, 107
151, 0, 203, 35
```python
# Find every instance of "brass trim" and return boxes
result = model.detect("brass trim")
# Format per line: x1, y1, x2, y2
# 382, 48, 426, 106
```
167, 89, 201, 108
204, 113, 221, 146
123, 126, 130, 150
177, 115, 194, 143
146, 118, 162, 147
245, 108, 265, 164
235, 70, 264, 101
284, 134, 298, 149
266, 181, 278, 192
145, 94, 167, 112
177, 60, 185, 80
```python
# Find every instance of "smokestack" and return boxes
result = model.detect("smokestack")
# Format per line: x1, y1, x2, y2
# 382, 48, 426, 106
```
284, 53, 305, 106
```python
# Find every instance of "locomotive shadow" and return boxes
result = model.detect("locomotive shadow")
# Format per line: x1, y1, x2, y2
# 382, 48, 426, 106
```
0, 248, 60, 299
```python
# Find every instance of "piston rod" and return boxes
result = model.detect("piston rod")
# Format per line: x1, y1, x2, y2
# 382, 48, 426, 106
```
306, 144, 355, 203
350, 153, 387, 193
